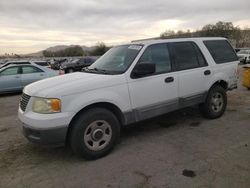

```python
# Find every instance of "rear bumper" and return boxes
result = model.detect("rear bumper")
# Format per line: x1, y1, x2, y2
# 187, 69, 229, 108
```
22, 125, 67, 146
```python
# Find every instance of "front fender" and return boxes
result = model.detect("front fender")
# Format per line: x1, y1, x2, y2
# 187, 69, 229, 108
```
61, 84, 131, 115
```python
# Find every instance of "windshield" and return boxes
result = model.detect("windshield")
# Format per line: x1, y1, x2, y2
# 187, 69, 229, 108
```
87, 44, 143, 74
238, 50, 249, 54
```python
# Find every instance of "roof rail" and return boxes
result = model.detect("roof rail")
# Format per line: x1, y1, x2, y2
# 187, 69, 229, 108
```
131, 37, 160, 43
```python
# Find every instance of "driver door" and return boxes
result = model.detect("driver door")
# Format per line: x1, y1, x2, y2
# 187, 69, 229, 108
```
127, 43, 178, 121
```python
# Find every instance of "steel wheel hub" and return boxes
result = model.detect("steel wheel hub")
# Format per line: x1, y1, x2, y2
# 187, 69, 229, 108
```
84, 120, 112, 151
92, 129, 104, 141
211, 92, 224, 113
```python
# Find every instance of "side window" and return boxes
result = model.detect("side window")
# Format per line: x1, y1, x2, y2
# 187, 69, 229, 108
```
79, 59, 86, 65
138, 43, 171, 74
170, 42, 201, 71
193, 43, 207, 66
22, 66, 43, 74
0, 67, 18, 76
84, 58, 92, 64
203, 40, 238, 64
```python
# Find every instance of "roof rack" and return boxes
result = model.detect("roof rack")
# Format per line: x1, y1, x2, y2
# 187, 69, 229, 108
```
131, 37, 160, 43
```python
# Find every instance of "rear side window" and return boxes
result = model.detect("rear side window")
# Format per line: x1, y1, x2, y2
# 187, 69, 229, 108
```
170, 42, 206, 71
204, 40, 238, 64
22, 66, 43, 74
193, 44, 207, 67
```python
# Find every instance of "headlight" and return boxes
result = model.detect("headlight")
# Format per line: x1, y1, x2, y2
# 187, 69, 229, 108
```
32, 97, 61, 114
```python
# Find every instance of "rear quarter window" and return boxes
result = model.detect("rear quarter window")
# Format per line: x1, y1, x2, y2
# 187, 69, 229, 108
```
203, 40, 238, 64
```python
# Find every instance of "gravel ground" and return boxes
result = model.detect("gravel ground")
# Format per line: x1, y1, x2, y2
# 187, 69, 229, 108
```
0, 68, 250, 188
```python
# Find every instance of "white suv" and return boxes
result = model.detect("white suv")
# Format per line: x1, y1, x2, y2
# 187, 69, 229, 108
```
18, 37, 238, 159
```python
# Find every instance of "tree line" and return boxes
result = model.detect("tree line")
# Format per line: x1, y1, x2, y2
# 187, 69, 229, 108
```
42, 21, 250, 58
160, 21, 250, 48
42, 42, 110, 57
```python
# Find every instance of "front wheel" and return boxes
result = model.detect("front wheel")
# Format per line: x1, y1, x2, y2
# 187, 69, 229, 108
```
70, 108, 120, 160
199, 85, 227, 119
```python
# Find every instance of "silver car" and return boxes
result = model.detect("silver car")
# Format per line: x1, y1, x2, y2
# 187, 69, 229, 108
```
0, 64, 58, 94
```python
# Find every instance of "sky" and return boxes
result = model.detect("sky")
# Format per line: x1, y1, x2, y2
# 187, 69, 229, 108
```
0, 0, 250, 54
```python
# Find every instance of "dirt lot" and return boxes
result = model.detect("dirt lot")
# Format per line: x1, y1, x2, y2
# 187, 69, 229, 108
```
0, 69, 250, 188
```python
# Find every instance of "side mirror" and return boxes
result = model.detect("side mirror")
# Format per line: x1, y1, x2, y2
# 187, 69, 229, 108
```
132, 63, 155, 78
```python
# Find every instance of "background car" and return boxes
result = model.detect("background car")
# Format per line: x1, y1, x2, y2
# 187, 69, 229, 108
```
0, 64, 58, 94
50, 58, 68, 70
60, 56, 99, 73
237, 49, 250, 64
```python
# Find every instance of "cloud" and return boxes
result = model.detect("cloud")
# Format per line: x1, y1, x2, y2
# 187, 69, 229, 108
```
0, 0, 249, 53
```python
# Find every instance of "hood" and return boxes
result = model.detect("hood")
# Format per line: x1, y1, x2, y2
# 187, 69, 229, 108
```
23, 72, 126, 97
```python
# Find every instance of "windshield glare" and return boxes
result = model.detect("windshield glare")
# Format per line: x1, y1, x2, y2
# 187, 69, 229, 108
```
88, 44, 143, 74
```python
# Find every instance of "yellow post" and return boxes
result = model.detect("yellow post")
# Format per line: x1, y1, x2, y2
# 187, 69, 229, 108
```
242, 65, 250, 89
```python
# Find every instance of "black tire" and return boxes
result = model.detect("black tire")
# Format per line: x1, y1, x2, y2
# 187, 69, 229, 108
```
70, 108, 120, 160
199, 85, 227, 119
64, 69, 69, 74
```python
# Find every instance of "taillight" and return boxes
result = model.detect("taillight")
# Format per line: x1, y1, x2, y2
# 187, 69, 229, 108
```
236, 68, 239, 79
59, 70, 64, 75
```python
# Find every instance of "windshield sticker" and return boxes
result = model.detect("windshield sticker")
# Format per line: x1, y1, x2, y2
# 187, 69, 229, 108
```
128, 45, 142, 50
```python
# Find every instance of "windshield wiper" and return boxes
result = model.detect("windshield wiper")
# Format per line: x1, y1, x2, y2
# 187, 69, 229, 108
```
82, 67, 109, 74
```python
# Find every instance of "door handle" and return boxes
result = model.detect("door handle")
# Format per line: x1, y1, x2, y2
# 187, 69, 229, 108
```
15, 76, 20, 78
165, 77, 174, 83
204, 70, 211, 75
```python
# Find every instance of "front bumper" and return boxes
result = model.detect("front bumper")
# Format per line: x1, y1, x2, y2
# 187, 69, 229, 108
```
18, 107, 74, 146
22, 125, 67, 146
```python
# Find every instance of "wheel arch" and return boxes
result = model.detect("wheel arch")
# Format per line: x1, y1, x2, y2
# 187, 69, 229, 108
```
210, 80, 228, 90
66, 102, 125, 143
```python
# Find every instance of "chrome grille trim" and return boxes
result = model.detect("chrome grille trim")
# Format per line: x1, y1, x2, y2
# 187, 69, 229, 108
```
20, 93, 31, 112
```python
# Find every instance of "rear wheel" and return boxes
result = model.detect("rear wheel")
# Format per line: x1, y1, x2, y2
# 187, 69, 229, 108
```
70, 108, 120, 160
199, 85, 227, 119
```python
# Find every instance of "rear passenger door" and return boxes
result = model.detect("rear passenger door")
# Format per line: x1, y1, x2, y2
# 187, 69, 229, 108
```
169, 42, 210, 107
20, 65, 46, 87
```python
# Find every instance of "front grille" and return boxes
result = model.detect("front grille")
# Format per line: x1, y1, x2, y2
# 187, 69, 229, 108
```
20, 93, 31, 112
